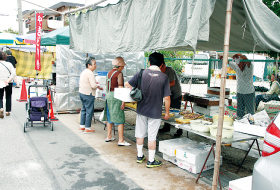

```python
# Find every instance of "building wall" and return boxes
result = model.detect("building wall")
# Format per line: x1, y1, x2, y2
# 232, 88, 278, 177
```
23, 6, 77, 33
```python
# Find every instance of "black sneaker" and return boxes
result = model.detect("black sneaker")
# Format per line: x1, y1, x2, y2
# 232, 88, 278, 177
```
137, 155, 145, 163
146, 158, 162, 168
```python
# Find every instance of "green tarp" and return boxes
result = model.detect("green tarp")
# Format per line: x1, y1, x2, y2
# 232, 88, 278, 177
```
41, 26, 69, 46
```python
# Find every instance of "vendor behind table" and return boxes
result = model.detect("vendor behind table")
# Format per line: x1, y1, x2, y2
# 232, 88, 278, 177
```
220, 53, 255, 118
159, 59, 183, 138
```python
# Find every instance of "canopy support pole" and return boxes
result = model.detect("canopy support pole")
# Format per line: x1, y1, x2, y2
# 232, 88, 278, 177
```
188, 50, 195, 93
212, 0, 233, 190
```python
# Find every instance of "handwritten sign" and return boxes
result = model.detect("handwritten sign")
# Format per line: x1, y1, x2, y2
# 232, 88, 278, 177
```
35, 13, 43, 71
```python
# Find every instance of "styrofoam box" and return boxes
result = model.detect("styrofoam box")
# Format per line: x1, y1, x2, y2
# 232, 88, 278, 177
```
95, 76, 107, 85
176, 143, 214, 165
162, 153, 178, 165
234, 121, 266, 137
193, 103, 227, 116
193, 103, 220, 116
231, 141, 250, 151
248, 139, 264, 151
159, 138, 197, 157
264, 100, 280, 113
232, 142, 262, 158
114, 88, 136, 102
229, 176, 252, 190
177, 156, 222, 174
248, 148, 262, 158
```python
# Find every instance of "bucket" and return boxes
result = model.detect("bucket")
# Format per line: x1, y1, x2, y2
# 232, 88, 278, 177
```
97, 71, 108, 76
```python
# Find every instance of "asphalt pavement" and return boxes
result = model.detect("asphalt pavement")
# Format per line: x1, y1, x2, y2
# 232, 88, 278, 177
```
0, 87, 142, 190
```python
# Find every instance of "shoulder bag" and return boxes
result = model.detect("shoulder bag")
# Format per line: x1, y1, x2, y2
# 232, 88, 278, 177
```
0, 61, 11, 75
130, 69, 144, 101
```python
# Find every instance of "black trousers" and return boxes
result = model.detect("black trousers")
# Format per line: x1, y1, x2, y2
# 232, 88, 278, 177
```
164, 96, 182, 130
0, 83, 13, 112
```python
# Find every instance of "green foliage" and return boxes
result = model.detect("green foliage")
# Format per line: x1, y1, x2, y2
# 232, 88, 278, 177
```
263, 0, 280, 17
267, 66, 278, 78
2, 28, 19, 35
144, 51, 194, 77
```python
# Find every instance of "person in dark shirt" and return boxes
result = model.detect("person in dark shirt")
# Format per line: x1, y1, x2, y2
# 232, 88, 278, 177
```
125, 52, 171, 168
5, 50, 19, 88
159, 62, 183, 137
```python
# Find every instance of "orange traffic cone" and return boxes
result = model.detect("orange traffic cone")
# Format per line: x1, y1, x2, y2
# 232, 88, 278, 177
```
17, 79, 27, 102
48, 90, 58, 121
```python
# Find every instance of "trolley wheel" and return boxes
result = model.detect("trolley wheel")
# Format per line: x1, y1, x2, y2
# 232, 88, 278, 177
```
24, 119, 28, 132
51, 122, 53, 131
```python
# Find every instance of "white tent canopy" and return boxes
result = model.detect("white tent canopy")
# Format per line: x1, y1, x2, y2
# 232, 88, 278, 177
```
69, 0, 280, 54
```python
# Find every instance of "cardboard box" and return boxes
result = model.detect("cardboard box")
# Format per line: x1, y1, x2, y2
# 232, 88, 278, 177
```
159, 138, 197, 157
114, 88, 135, 102
268, 112, 278, 120
162, 153, 178, 165
264, 100, 280, 113
229, 176, 252, 190
176, 143, 213, 165
177, 156, 222, 174
234, 121, 266, 137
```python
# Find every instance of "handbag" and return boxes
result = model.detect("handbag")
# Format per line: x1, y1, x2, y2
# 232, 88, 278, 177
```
130, 69, 144, 101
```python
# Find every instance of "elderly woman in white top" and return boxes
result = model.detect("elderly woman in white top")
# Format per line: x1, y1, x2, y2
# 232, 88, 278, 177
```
78, 56, 103, 133
0, 50, 15, 118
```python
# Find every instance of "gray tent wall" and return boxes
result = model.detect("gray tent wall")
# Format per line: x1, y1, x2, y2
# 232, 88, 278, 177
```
67, 0, 280, 188
69, 0, 280, 53
55, 45, 144, 112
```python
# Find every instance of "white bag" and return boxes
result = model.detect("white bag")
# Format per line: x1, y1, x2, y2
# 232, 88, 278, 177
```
99, 110, 104, 121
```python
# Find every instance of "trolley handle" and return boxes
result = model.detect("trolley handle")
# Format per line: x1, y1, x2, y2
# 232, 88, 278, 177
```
28, 85, 49, 96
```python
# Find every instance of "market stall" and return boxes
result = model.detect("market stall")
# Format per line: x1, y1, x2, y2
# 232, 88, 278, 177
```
67, 0, 280, 189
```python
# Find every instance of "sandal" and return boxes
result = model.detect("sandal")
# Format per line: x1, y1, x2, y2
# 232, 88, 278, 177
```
118, 141, 131, 146
105, 137, 115, 142
6, 112, 10, 116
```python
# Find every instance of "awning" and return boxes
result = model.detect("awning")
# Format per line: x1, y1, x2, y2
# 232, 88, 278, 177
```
69, 0, 280, 53
41, 26, 69, 46
0, 33, 17, 45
